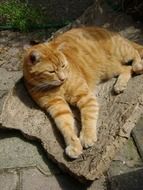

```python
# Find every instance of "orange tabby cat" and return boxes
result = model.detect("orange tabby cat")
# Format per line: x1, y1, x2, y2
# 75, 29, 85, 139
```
23, 26, 143, 159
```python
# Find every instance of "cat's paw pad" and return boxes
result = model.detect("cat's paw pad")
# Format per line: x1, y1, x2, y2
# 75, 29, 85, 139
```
65, 144, 83, 159
114, 83, 126, 94
132, 60, 143, 74
80, 132, 97, 149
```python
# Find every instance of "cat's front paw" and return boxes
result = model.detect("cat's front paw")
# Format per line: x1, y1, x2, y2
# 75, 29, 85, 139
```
114, 83, 127, 94
80, 131, 97, 149
65, 144, 83, 159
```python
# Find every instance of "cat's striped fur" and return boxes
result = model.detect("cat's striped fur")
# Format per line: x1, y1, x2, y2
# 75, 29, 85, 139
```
23, 26, 143, 159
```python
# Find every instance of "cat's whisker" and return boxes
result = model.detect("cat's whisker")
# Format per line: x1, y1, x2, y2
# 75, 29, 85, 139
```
30, 83, 46, 92
30, 82, 54, 92
30, 80, 63, 92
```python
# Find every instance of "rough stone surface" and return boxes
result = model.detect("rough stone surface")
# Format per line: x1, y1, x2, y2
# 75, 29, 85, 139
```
0, 170, 19, 190
0, 68, 21, 90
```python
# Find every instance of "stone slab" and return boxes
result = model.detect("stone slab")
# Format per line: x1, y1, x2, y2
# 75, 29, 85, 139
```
1, 74, 143, 182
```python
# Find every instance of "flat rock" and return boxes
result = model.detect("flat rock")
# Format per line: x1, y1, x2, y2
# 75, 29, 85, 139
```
1, 74, 143, 182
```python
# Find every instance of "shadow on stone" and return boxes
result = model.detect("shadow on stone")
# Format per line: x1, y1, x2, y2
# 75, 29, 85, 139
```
54, 174, 90, 190
14, 79, 66, 150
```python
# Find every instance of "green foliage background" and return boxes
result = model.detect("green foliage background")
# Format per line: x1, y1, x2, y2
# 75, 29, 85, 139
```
0, 0, 45, 31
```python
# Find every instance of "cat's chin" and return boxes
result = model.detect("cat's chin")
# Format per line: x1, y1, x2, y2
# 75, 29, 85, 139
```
53, 80, 64, 86
49, 80, 65, 88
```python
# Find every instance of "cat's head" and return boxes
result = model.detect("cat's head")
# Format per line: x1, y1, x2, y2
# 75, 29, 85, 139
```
23, 43, 69, 90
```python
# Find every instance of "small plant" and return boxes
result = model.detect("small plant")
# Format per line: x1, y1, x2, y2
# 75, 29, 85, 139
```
0, 0, 45, 31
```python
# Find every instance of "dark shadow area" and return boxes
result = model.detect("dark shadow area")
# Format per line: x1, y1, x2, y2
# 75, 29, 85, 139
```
54, 174, 90, 190
29, 0, 94, 22
14, 78, 39, 109
108, 168, 143, 190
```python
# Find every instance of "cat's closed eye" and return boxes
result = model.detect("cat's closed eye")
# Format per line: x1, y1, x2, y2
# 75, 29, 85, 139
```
48, 70, 55, 74
62, 64, 65, 68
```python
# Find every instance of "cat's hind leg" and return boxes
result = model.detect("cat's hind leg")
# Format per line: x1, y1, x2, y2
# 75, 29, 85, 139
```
114, 66, 132, 94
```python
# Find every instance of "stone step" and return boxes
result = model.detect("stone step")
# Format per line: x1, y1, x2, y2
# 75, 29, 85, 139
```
132, 116, 143, 161
108, 138, 143, 190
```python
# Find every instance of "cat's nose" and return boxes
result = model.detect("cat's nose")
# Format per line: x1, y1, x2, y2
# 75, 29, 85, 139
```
57, 72, 66, 82
60, 78, 65, 81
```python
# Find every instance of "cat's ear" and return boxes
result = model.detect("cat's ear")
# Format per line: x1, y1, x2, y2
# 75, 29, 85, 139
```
29, 51, 40, 64
23, 41, 40, 51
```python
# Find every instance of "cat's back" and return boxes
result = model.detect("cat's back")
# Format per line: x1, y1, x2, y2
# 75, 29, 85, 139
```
54, 26, 116, 46
50, 26, 119, 60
